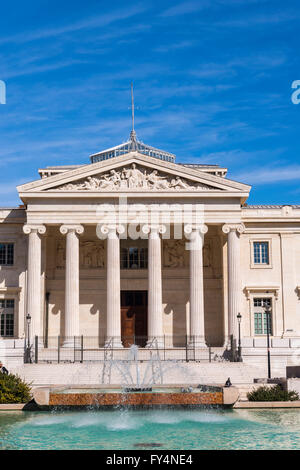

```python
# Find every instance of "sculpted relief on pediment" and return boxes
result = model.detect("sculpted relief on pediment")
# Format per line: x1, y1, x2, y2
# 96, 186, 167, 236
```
55, 164, 215, 191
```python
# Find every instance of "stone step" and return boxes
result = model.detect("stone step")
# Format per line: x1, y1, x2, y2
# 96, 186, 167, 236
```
9, 361, 269, 387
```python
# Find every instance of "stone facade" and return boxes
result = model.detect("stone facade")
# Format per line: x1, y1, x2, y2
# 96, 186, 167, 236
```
0, 149, 299, 360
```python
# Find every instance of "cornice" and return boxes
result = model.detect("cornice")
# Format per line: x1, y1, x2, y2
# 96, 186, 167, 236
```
244, 286, 280, 300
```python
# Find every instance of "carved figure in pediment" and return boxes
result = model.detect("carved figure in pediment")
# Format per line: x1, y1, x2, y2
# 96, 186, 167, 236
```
82, 176, 100, 190
171, 177, 190, 190
97, 174, 115, 190
163, 239, 185, 267
110, 169, 122, 185
147, 170, 170, 189
123, 163, 144, 188
56, 241, 65, 268
56, 163, 215, 192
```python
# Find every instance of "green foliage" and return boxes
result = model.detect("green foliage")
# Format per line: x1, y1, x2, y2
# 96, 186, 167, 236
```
0, 372, 32, 404
247, 384, 299, 402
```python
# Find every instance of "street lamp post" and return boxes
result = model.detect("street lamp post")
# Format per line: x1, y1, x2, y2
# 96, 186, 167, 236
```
264, 301, 272, 379
25, 313, 32, 364
237, 313, 242, 362
0, 307, 3, 335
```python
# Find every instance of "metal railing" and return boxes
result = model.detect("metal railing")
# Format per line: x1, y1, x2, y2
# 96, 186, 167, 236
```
26, 335, 217, 364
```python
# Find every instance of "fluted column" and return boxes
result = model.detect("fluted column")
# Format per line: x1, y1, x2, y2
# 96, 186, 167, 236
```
23, 225, 46, 339
60, 225, 84, 343
143, 225, 165, 347
222, 223, 245, 344
185, 224, 208, 347
104, 225, 123, 347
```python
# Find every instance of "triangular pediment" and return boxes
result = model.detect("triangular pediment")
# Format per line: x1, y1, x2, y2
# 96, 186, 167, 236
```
17, 151, 251, 194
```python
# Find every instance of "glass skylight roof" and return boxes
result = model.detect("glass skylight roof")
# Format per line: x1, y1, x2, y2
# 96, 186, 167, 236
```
90, 131, 175, 164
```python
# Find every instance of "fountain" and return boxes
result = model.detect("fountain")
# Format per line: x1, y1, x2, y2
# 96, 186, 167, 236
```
32, 342, 239, 409
102, 343, 163, 392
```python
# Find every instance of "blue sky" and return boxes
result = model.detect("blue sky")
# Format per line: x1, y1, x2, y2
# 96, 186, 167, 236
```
0, 0, 299, 205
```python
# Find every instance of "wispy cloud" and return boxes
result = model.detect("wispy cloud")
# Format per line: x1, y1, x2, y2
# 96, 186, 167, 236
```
160, 1, 210, 17
0, 4, 147, 44
214, 10, 300, 28
192, 54, 286, 78
154, 40, 196, 53
198, 148, 285, 165
2, 59, 89, 79
232, 165, 300, 185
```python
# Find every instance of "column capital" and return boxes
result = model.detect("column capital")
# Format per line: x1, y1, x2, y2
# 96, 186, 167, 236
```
142, 224, 166, 235
60, 224, 84, 236
222, 223, 245, 235
184, 224, 208, 235
98, 224, 125, 237
23, 224, 46, 235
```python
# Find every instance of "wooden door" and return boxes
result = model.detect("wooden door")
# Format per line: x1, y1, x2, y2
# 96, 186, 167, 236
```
121, 291, 147, 347
121, 307, 135, 347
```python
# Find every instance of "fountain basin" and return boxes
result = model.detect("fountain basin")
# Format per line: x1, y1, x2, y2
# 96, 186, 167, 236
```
32, 385, 239, 408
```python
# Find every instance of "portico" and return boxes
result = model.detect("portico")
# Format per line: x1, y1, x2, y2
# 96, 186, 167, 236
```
19, 148, 248, 350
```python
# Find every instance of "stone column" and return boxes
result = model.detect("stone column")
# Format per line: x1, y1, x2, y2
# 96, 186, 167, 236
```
105, 225, 123, 347
222, 224, 245, 345
185, 224, 208, 347
23, 225, 46, 340
60, 225, 84, 344
143, 225, 164, 347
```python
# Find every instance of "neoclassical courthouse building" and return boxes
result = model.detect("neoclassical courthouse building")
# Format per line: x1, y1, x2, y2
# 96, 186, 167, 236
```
1, 129, 300, 361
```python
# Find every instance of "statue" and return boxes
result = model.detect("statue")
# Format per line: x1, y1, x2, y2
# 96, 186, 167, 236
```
147, 170, 170, 190
170, 177, 190, 190
123, 163, 144, 188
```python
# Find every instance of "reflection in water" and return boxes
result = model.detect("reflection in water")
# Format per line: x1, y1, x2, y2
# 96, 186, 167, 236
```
1, 409, 300, 450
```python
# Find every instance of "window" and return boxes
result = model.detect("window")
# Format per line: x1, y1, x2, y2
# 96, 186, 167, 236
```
0, 299, 15, 337
253, 241, 269, 265
121, 247, 148, 269
253, 298, 272, 335
0, 243, 14, 266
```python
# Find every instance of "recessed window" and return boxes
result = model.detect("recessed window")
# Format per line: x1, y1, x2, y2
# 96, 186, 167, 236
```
253, 241, 269, 265
253, 298, 272, 335
0, 299, 15, 337
121, 247, 148, 269
0, 243, 14, 266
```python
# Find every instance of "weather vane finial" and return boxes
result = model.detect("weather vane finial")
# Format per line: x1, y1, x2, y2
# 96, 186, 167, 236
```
130, 82, 137, 141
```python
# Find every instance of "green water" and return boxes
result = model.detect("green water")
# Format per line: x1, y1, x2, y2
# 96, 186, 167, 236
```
1, 408, 300, 450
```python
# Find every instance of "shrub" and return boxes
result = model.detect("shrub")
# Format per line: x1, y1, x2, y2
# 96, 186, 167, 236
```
0, 373, 32, 404
247, 385, 299, 402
